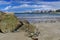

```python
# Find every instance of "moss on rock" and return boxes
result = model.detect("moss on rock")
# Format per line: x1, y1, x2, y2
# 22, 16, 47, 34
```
0, 12, 36, 35
0, 12, 21, 33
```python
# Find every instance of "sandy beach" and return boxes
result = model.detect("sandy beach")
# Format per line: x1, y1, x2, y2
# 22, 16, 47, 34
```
37, 22, 60, 40
0, 22, 60, 40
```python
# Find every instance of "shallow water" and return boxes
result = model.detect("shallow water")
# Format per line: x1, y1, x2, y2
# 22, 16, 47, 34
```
15, 13, 60, 17
15, 13, 60, 23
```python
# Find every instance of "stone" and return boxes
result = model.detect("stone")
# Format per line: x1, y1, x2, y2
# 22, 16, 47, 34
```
0, 12, 22, 33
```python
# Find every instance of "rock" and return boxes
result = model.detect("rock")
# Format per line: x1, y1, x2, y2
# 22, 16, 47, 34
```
0, 11, 37, 35
19, 20, 35, 32
0, 12, 22, 33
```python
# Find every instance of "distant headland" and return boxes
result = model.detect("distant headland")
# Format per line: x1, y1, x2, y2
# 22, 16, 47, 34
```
1, 9, 60, 14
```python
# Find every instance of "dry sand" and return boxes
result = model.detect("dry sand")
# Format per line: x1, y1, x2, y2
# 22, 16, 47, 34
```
0, 32, 31, 40
0, 22, 60, 40
37, 22, 60, 40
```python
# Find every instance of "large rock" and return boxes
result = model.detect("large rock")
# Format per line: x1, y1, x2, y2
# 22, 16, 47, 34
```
19, 20, 36, 33
0, 12, 22, 33
0, 12, 37, 36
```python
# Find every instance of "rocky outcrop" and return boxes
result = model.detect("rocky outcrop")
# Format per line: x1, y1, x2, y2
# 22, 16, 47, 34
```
0, 12, 36, 34
0, 12, 22, 33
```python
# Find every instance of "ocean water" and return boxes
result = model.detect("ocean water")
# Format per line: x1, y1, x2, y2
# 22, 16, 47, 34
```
15, 13, 60, 17
15, 13, 60, 23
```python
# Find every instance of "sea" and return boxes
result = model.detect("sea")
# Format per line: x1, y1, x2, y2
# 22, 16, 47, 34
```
15, 13, 60, 23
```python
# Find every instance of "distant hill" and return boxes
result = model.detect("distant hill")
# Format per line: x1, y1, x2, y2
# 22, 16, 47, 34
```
15, 9, 60, 14
56, 9, 60, 12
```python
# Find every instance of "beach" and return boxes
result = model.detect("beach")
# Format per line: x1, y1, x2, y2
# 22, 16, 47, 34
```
37, 22, 60, 40
0, 0, 60, 40
0, 22, 60, 40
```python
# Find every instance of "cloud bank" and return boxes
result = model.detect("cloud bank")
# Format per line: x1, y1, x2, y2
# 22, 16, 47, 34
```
0, 0, 60, 12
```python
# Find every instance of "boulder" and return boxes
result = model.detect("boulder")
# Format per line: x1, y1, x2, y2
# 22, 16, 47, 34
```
0, 11, 37, 35
0, 12, 22, 33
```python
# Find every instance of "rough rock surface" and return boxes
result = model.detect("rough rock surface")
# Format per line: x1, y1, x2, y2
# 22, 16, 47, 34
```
0, 12, 21, 33
0, 12, 36, 35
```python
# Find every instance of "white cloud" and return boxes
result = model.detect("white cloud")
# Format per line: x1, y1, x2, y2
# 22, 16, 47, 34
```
14, 1, 60, 9
19, 1, 33, 3
1, 1, 60, 12
36, 1, 60, 9
36, 1, 60, 5
3, 6, 11, 10
0, 1, 10, 5
12, 4, 30, 8
11, 3, 53, 11
15, 1, 60, 6
12, 4, 52, 8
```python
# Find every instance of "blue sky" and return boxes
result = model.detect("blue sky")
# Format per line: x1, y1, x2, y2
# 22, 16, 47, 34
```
0, 0, 60, 12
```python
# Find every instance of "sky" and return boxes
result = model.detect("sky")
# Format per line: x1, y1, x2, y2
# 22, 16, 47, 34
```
0, 0, 60, 12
